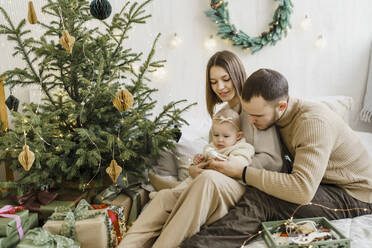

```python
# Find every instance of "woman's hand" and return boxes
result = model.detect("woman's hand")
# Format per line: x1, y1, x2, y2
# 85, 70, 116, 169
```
207, 156, 246, 179
189, 161, 209, 179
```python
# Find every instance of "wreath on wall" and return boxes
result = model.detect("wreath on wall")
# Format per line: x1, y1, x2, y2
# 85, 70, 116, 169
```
205, 0, 294, 54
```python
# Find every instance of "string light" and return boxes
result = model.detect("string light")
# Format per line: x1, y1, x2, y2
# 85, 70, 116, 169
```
131, 62, 141, 74
151, 67, 167, 82
315, 34, 327, 48
112, 28, 121, 38
169, 33, 182, 48
300, 15, 312, 30
204, 35, 217, 51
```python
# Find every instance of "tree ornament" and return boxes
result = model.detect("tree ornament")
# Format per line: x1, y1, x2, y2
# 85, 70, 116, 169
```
18, 145, 35, 171
0, 76, 8, 131
205, 0, 293, 53
59, 30, 75, 54
5, 93, 20, 112
211, 0, 223, 10
90, 0, 112, 20
173, 125, 182, 142
27, 1, 37, 24
106, 159, 122, 184
112, 90, 134, 111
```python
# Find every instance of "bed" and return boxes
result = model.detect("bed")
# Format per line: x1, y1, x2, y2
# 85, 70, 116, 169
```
148, 96, 372, 247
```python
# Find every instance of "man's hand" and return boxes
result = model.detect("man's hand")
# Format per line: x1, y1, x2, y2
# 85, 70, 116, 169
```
207, 156, 246, 179
189, 161, 209, 179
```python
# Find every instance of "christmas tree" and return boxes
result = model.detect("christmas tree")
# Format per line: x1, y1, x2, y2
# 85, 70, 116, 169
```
0, 0, 195, 195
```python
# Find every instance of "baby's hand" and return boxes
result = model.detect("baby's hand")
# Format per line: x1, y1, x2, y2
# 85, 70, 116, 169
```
193, 154, 205, 164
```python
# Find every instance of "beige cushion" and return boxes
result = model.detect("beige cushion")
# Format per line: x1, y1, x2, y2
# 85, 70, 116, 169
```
306, 96, 353, 124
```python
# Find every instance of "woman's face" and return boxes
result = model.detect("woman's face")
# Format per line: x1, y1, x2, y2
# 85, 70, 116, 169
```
209, 66, 236, 103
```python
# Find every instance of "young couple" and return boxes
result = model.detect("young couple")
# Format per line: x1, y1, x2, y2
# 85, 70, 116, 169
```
120, 51, 372, 248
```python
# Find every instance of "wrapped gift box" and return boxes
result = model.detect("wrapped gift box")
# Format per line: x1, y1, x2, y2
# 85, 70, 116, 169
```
43, 209, 110, 248
17, 238, 80, 248
94, 186, 149, 225
38, 189, 88, 220
0, 213, 38, 248
0, 208, 29, 237
17, 228, 80, 248
1, 189, 88, 221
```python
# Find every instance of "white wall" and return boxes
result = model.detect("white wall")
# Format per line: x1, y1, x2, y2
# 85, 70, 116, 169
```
1, 0, 372, 132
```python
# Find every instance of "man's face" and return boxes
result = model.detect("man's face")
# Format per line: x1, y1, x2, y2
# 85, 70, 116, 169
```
241, 96, 279, 130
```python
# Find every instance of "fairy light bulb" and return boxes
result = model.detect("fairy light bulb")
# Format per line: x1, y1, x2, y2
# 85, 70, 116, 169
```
112, 28, 121, 38
204, 35, 217, 51
152, 67, 167, 82
131, 62, 141, 74
300, 15, 312, 30
315, 34, 327, 48
169, 33, 182, 48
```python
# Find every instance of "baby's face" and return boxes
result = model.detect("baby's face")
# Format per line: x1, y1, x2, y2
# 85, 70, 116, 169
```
211, 121, 240, 149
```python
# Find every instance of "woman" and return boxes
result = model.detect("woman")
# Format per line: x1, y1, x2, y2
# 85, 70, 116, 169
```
119, 51, 283, 248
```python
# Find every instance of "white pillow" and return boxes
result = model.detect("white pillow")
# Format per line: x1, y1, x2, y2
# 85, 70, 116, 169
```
305, 96, 353, 124
153, 118, 211, 181
174, 135, 209, 181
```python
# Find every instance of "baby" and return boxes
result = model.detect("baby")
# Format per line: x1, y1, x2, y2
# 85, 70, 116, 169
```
192, 108, 254, 173
173, 108, 255, 192
149, 108, 254, 198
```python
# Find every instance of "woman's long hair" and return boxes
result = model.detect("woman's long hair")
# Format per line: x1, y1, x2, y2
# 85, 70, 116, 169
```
206, 50, 246, 117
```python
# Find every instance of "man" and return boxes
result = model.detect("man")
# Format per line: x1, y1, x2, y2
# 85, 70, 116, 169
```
181, 68, 372, 248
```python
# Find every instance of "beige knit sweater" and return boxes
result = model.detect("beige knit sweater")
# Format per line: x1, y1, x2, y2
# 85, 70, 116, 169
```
245, 97, 372, 204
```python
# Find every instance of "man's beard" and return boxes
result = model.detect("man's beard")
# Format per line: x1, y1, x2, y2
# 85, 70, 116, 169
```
259, 109, 281, 130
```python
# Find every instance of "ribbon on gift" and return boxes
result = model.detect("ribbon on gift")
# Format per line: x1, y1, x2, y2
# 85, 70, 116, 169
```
23, 227, 80, 248
95, 184, 142, 226
92, 204, 125, 243
0, 205, 25, 239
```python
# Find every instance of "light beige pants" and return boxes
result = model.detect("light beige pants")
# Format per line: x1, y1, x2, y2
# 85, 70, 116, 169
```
119, 170, 246, 248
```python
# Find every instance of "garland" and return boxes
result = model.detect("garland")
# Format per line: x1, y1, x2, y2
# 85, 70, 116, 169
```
205, 0, 294, 54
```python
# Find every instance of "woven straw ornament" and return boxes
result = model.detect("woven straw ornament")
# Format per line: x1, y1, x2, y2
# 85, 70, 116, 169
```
112, 90, 134, 111
27, 1, 37, 24
18, 145, 35, 171
106, 159, 122, 183
59, 30, 75, 54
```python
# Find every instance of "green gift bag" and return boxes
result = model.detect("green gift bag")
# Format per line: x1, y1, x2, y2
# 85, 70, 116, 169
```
0, 213, 38, 248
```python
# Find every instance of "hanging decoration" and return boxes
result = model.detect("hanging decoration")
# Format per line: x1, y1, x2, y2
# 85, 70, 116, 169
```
90, 0, 112, 20
173, 125, 182, 142
0, 76, 8, 131
27, 1, 37, 24
205, 0, 294, 54
112, 89, 134, 111
18, 132, 35, 171
106, 159, 122, 184
169, 33, 182, 48
5, 90, 20, 112
59, 30, 75, 54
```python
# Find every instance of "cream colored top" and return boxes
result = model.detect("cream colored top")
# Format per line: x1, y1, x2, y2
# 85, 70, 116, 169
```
244, 97, 372, 204
203, 138, 255, 166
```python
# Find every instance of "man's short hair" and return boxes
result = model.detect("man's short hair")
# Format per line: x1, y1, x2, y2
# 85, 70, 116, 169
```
241, 68, 288, 103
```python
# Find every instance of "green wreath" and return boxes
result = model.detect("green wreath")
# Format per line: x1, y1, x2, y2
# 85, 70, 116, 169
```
205, 0, 294, 54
